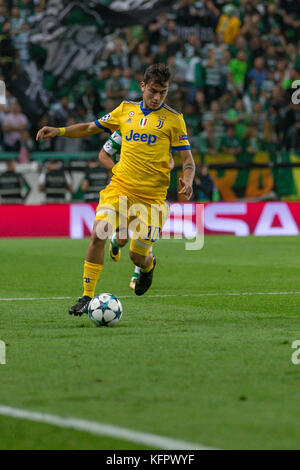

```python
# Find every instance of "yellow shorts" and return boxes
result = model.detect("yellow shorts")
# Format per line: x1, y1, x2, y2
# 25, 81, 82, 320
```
95, 184, 168, 256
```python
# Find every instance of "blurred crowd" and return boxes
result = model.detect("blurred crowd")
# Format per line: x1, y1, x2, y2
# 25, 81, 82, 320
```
0, 0, 300, 160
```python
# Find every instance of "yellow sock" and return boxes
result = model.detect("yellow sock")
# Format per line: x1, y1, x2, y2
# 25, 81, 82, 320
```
141, 259, 154, 274
83, 261, 103, 298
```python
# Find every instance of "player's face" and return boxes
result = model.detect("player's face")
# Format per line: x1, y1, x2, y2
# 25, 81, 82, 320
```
141, 81, 169, 110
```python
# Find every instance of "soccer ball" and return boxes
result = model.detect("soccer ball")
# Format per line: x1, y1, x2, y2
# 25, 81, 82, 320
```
88, 293, 123, 327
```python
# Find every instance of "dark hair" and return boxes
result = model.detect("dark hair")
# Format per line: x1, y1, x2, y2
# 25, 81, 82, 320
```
143, 63, 171, 86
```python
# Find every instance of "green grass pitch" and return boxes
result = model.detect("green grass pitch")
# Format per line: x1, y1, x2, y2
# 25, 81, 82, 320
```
1, 235, 300, 450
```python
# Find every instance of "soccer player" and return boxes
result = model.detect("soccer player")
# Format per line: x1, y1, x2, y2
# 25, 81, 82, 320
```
99, 130, 175, 290
36, 64, 195, 316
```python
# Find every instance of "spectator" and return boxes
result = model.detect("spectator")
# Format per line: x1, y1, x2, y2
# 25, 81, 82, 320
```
38, 159, 73, 203
216, 4, 241, 45
219, 90, 236, 113
183, 103, 199, 135
166, 55, 186, 87
0, 159, 28, 203
0, 21, 15, 79
248, 37, 265, 63
2, 101, 28, 151
194, 89, 206, 114
244, 125, 261, 157
251, 101, 267, 134
81, 158, 110, 203
77, 85, 101, 120
228, 49, 248, 93
203, 47, 223, 103
243, 81, 262, 114
265, 45, 278, 72
104, 98, 117, 113
54, 117, 83, 153
261, 70, 276, 99
18, 0, 34, 22
197, 123, 219, 157
225, 98, 250, 139
106, 37, 129, 69
105, 66, 127, 108
146, 14, 166, 46
130, 41, 154, 73
202, 100, 225, 139
12, 21, 30, 70
219, 48, 232, 91
248, 57, 268, 91
10, 6, 24, 33
49, 96, 72, 128
281, 103, 300, 151
218, 124, 243, 157
154, 42, 168, 64
0, 3, 9, 29
192, 164, 219, 202
163, 18, 181, 56
260, 121, 278, 154
18, 129, 33, 162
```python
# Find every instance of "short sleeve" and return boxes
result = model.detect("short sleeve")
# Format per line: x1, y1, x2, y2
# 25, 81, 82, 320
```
94, 103, 123, 134
171, 114, 191, 152
103, 131, 122, 156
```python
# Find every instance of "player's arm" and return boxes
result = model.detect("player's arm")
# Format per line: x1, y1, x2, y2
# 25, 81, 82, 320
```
36, 121, 101, 141
178, 149, 195, 200
99, 131, 122, 172
169, 156, 175, 170
99, 148, 115, 171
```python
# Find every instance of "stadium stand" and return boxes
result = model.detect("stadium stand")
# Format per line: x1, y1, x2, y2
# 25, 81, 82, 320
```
0, 0, 300, 203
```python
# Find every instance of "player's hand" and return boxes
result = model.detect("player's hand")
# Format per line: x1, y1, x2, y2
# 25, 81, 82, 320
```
36, 126, 59, 141
178, 178, 193, 200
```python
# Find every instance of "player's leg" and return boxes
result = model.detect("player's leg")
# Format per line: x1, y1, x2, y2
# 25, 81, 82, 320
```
129, 240, 156, 296
128, 200, 168, 295
109, 228, 129, 262
69, 185, 127, 315
129, 246, 153, 291
109, 227, 152, 291
69, 219, 112, 315
130, 265, 140, 291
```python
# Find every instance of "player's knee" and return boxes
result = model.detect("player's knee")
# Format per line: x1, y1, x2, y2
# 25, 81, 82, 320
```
117, 228, 129, 247
118, 238, 129, 248
117, 227, 129, 248
91, 221, 111, 245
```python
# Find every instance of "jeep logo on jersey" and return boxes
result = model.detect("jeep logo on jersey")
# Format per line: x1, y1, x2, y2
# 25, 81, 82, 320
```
125, 130, 157, 145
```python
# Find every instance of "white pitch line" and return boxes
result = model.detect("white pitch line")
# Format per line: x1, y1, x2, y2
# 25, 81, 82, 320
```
0, 405, 211, 450
0, 296, 74, 301
1, 291, 300, 301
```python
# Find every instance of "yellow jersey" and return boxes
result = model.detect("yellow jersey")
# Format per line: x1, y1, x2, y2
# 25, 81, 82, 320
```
94, 100, 190, 201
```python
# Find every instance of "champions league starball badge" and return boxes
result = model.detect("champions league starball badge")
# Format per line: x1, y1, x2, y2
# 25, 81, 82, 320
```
101, 113, 111, 122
